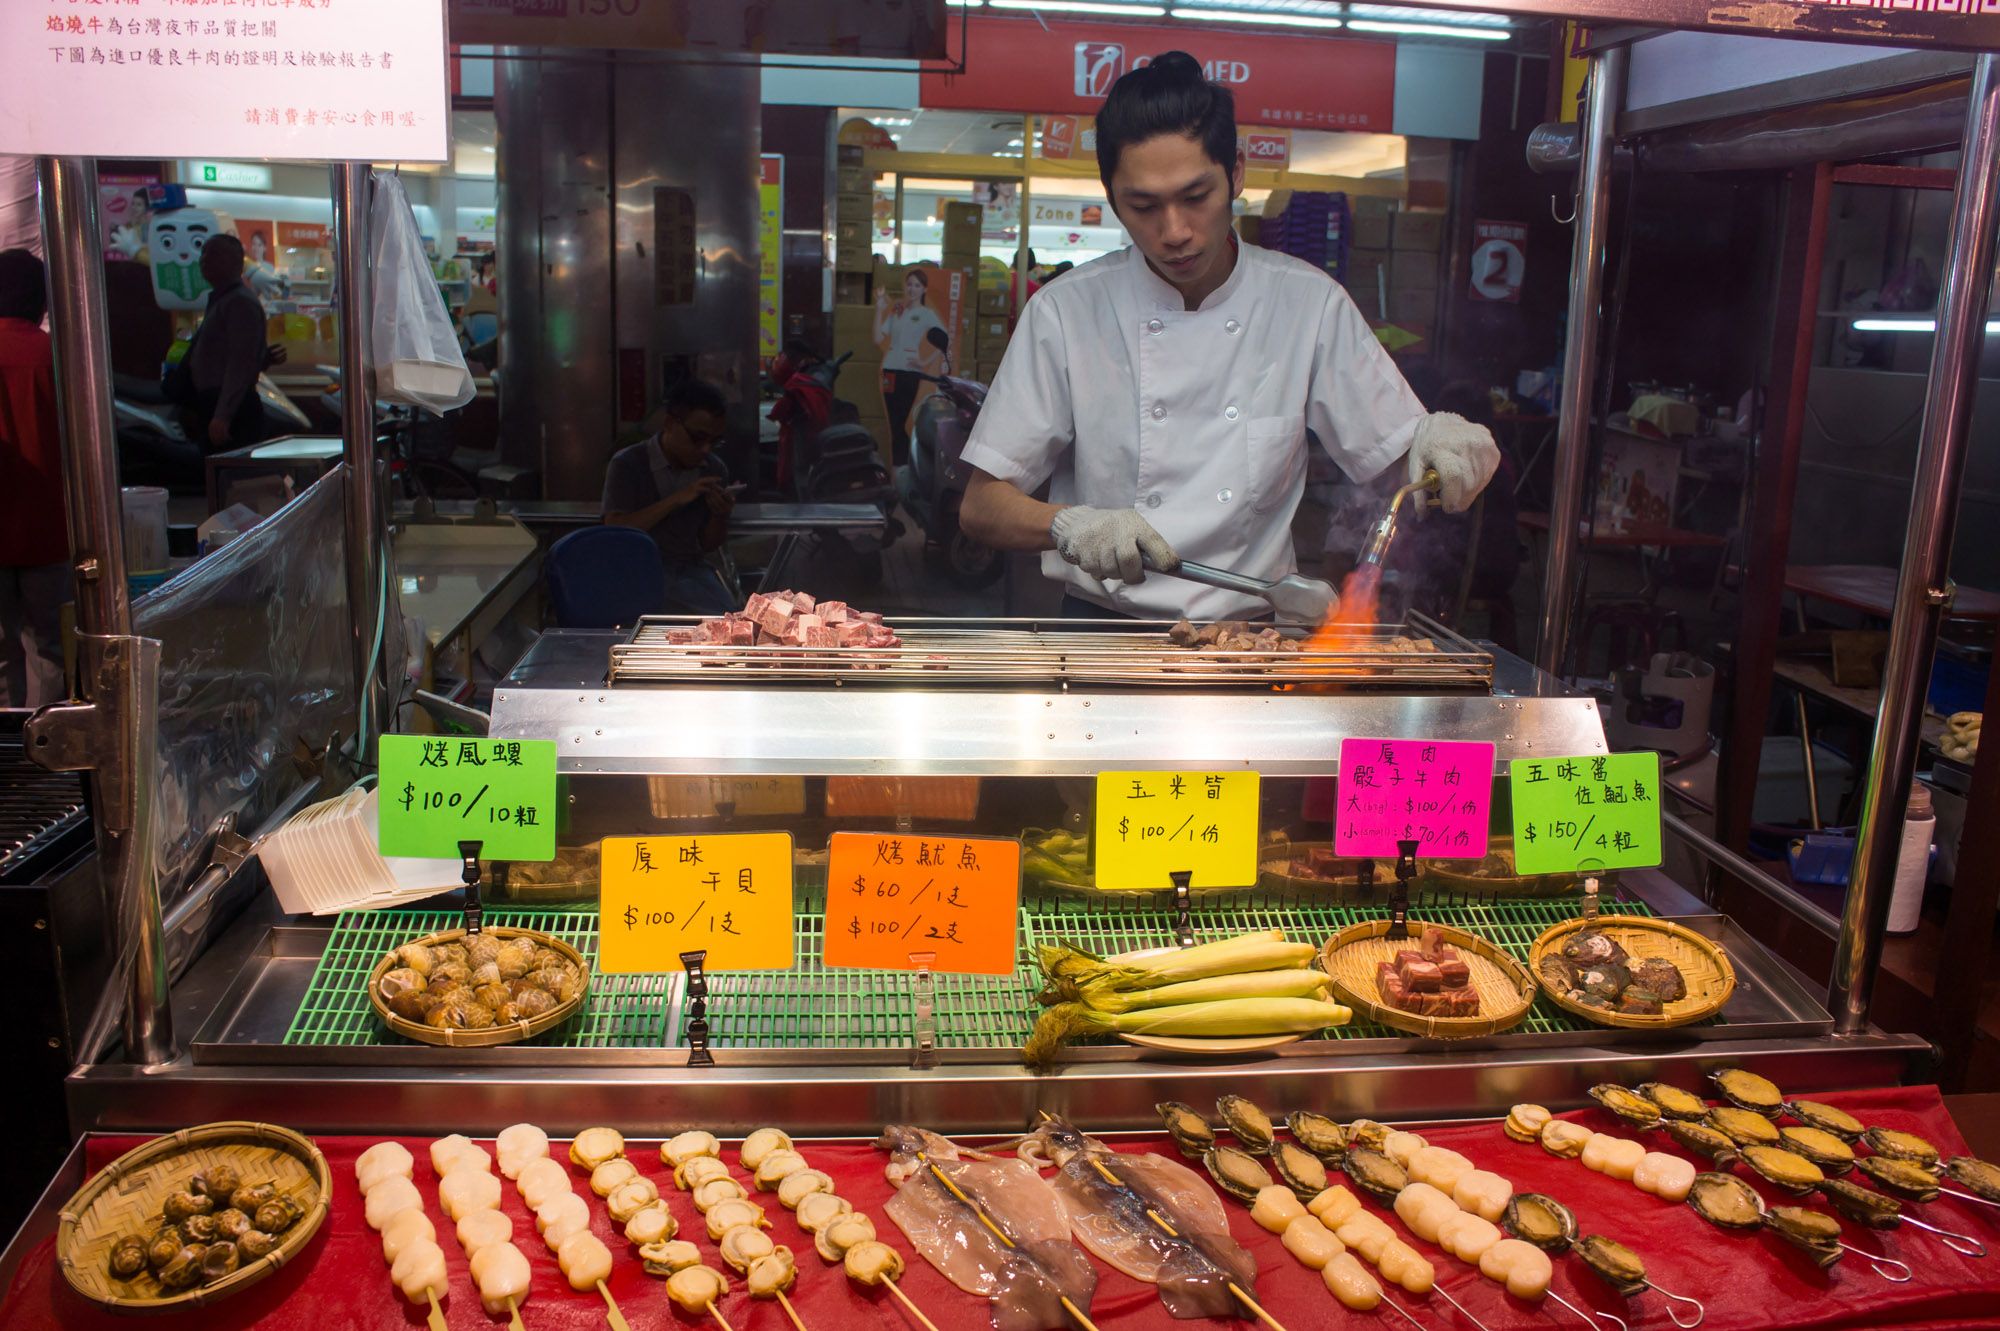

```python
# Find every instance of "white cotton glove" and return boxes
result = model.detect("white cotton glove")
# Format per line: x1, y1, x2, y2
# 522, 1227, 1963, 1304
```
1408, 411, 1501, 514
1049, 506, 1179, 584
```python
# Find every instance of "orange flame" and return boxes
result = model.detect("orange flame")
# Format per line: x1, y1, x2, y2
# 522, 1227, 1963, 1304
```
1305, 564, 1382, 652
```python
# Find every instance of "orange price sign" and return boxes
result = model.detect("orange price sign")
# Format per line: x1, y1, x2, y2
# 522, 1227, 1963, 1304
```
821, 832, 1021, 976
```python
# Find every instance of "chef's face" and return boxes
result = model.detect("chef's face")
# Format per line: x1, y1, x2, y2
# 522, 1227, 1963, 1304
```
1109, 133, 1243, 299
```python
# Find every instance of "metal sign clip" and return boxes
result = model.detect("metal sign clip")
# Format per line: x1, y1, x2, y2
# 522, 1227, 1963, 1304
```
1170, 870, 1196, 948
1387, 839, 1418, 939
458, 840, 484, 935
681, 949, 714, 1067
909, 950, 938, 1071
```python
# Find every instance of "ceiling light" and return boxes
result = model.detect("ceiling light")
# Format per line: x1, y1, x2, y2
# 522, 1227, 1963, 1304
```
946, 0, 983, 6
889, 133, 902, 142
1850, 317, 1999, 334
1173, 7, 1344, 27
988, 1, 1168, 15
1349, 4, 1507, 23
1347, 18, 1509, 39
1007, 138, 1024, 147
925, 215, 938, 225
481, 145, 495, 153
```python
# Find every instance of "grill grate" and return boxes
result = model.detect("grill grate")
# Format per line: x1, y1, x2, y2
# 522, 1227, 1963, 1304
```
607, 614, 1493, 691
284, 896, 1685, 1051
0, 718, 88, 882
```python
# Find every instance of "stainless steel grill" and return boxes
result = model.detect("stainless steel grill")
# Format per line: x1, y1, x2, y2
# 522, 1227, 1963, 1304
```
608, 612, 1493, 691
0, 711, 87, 882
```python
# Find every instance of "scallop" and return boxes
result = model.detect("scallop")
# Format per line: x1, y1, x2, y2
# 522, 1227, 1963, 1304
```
1451, 1170, 1511, 1223
1575, 1234, 1648, 1297
667, 1264, 731, 1312
1710, 1068, 1784, 1116
569, 1127, 625, 1170
747, 1248, 798, 1298
1201, 1144, 1274, 1205
793, 1192, 852, 1235
1381, 1130, 1429, 1170
1504, 1104, 1552, 1143
1779, 1126, 1856, 1174
1345, 1119, 1391, 1151
1272, 1141, 1330, 1203
1501, 1193, 1577, 1252
1818, 1178, 1902, 1229
1588, 1084, 1664, 1129
1784, 1099, 1865, 1142
1663, 1119, 1740, 1162
1341, 1148, 1409, 1205
640, 1239, 704, 1277
719, 1225, 777, 1274
662, 1131, 722, 1169
1707, 1105, 1782, 1148
517, 1157, 573, 1210
538, 1192, 592, 1247
675, 1157, 733, 1192
752, 1150, 811, 1190
1862, 1127, 1941, 1169
1216, 1095, 1275, 1155
693, 1178, 750, 1213
1286, 1111, 1346, 1164
739, 1128, 793, 1172
1157, 1102, 1216, 1159
1945, 1156, 2000, 1203
706, 1199, 767, 1242
1856, 1155, 1941, 1202
1738, 1144, 1824, 1195
1766, 1206, 1843, 1270
590, 1158, 640, 1198
1251, 1185, 1307, 1234
608, 1176, 662, 1224
1687, 1172, 1764, 1230
1637, 1082, 1709, 1121
624, 1203, 677, 1247
1540, 1119, 1595, 1159
776, 1170, 834, 1211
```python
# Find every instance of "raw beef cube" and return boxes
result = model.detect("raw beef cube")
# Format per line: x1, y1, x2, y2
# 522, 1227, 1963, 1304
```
664, 630, 695, 645
836, 621, 874, 647
818, 600, 851, 623
1375, 962, 1401, 991
865, 629, 899, 649
699, 617, 736, 643
1307, 847, 1342, 875
1420, 926, 1450, 956
1436, 987, 1481, 1017
787, 591, 817, 612
805, 625, 839, 648
857, 611, 885, 625
1436, 958, 1473, 990
1395, 957, 1444, 993
725, 619, 756, 647
795, 613, 823, 638
743, 592, 770, 622
755, 599, 796, 637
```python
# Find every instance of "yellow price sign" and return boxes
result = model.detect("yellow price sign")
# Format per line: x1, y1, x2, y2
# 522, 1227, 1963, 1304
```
1092, 771, 1261, 890
597, 834, 794, 973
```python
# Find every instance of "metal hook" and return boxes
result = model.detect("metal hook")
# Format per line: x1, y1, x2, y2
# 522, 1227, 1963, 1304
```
1941, 1185, 2000, 1212
1551, 192, 1577, 225
1647, 1279, 1707, 1329
1839, 1240, 1913, 1282
1380, 1293, 1432, 1330
1549, 1292, 1626, 1331
1901, 1212, 1987, 1258
1430, 1285, 1491, 1331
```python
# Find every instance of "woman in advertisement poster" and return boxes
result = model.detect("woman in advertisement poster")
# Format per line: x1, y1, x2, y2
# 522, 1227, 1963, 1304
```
874, 267, 946, 465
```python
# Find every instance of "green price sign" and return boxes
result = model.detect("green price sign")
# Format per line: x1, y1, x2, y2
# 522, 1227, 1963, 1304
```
1508, 752, 1662, 877
378, 735, 557, 862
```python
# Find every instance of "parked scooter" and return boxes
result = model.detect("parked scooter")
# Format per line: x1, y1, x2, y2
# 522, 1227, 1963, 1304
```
113, 371, 313, 495
766, 350, 899, 585
902, 370, 1001, 588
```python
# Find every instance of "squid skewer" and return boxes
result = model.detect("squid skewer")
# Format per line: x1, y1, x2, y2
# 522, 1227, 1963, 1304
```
1091, 1163, 1285, 1331
914, 1150, 1101, 1331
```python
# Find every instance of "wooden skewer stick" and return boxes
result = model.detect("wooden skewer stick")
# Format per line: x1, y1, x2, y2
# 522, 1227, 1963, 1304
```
774, 1288, 811, 1331
506, 1294, 527, 1331
707, 1299, 738, 1331
596, 1279, 632, 1331
424, 1289, 448, 1331
883, 1275, 944, 1331
918, 1152, 1100, 1331
1083, 1151, 1285, 1331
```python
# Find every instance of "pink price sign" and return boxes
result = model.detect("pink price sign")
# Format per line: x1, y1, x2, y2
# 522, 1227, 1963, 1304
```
1332, 738, 1496, 859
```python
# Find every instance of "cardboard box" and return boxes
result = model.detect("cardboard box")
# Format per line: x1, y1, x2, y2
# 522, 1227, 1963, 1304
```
974, 316, 1010, 351
1345, 247, 1391, 298
835, 243, 873, 274
1387, 285, 1437, 330
833, 272, 871, 306
1389, 249, 1440, 293
941, 201, 983, 254
975, 358, 1005, 384
977, 288, 1010, 316
1392, 208, 1446, 252
833, 303, 877, 353
1351, 196, 1394, 250
836, 163, 872, 195
835, 190, 875, 222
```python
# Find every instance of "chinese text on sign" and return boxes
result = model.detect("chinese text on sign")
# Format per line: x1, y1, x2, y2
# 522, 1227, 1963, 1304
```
1332, 738, 1494, 859
598, 834, 796, 974
821, 833, 1021, 976
1509, 752, 1663, 876
1093, 771, 1260, 889
377, 735, 556, 862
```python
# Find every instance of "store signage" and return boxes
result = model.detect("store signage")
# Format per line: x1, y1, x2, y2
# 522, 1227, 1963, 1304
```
925, 17, 1393, 131
1242, 131, 1291, 170
1027, 199, 1107, 228
1470, 219, 1527, 304
597, 834, 796, 973
377, 735, 558, 862
451, 0, 949, 59
186, 161, 273, 193
1039, 114, 1085, 162
1509, 753, 1663, 877
822, 832, 1021, 976
278, 221, 331, 249
1093, 771, 1260, 890
1332, 738, 1494, 860
758, 154, 783, 359
0, 0, 449, 162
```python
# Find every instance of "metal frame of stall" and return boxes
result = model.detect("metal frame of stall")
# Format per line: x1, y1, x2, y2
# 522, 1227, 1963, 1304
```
21, 1, 2000, 1128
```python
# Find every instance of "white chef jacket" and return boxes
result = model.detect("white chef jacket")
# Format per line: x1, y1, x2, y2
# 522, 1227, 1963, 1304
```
960, 242, 1425, 620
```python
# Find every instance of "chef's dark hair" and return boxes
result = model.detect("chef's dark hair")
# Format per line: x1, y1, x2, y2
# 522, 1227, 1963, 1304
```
663, 378, 727, 420
1095, 51, 1237, 196
0, 249, 46, 324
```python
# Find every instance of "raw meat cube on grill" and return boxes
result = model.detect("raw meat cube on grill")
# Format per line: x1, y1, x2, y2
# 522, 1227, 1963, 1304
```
856, 611, 885, 626
805, 625, 839, 648
664, 630, 695, 645
755, 598, 796, 637
724, 619, 755, 647
743, 592, 770, 621
817, 600, 851, 624
1169, 618, 1201, 647
785, 590, 817, 612
835, 621, 874, 648
794, 613, 823, 639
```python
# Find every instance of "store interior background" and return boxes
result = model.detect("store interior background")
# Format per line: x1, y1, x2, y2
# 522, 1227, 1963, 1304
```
51, 5, 2000, 1137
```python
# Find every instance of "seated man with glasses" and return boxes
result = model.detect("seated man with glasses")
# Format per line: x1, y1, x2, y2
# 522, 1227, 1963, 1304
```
602, 379, 738, 614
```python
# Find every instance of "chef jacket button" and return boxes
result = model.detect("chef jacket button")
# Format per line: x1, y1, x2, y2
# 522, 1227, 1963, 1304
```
1218, 488, 1234, 504
1151, 402, 1166, 420
1147, 319, 1163, 334
1145, 492, 1163, 509
1224, 405, 1239, 420
1226, 319, 1241, 334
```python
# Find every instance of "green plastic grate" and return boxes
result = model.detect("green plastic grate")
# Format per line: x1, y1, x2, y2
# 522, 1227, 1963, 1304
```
284, 896, 1686, 1051
282, 907, 673, 1048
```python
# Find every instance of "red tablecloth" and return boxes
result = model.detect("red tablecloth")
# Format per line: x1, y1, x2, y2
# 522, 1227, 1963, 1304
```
6, 1086, 1997, 1331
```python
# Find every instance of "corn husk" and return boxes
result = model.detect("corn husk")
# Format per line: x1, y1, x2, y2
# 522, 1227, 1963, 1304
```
1023, 997, 1351, 1067
1083, 969, 1330, 1013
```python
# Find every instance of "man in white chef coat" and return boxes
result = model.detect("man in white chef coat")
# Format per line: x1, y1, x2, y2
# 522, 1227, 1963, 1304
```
959, 52, 1500, 621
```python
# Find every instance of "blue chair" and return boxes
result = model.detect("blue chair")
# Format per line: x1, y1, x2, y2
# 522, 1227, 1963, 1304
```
545, 526, 668, 628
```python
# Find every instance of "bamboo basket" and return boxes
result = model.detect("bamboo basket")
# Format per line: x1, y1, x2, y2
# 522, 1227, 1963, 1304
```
1320, 919, 1538, 1038
57, 1121, 329, 1312
1528, 915, 1735, 1029
368, 925, 589, 1048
